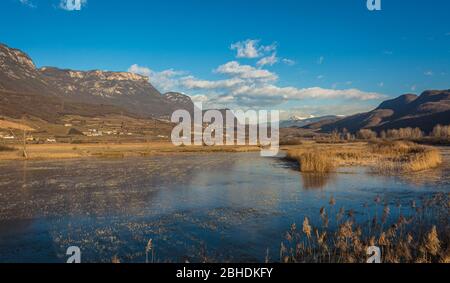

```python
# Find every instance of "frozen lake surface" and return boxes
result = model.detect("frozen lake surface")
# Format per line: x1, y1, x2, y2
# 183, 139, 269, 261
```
0, 150, 449, 262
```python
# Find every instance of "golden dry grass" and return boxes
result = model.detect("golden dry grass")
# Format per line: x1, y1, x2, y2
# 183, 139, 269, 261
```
280, 193, 449, 263
285, 141, 442, 174
287, 150, 335, 173
404, 149, 442, 171
0, 142, 262, 160
371, 141, 442, 173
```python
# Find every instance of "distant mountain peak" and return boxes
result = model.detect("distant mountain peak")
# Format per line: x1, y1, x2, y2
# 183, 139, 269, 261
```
376, 93, 418, 110
0, 43, 36, 70
289, 115, 315, 121
280, 115, 339, 128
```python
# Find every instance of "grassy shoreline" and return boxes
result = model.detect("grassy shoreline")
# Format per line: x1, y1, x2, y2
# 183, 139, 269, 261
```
0, 141, 446, 172
0, 142, 262, 161
285, 141, 443, 174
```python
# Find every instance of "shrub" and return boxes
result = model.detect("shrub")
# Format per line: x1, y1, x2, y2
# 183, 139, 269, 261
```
383, 127, 424, 139
357, 129, 377, 140
432, 124, 450, 139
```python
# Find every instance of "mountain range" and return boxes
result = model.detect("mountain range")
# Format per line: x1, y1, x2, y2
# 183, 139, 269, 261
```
1, 43, 449, 135
0, 43, 193, 123
304, 90, 450, 133
280, 115, 340, 128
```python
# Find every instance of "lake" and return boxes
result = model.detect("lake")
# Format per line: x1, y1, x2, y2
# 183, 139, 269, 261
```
0, 150, 449, 262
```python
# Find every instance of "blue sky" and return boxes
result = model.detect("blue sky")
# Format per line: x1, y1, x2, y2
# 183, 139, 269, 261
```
1, 0, 449, 118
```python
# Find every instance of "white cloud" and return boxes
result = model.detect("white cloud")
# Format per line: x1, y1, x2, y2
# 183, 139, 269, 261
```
230, 39, 277, 59
317, 75, 325, 80
128, 64, 186, 93
378, 82, 384, 87
424, 70, 434, 76
230, 40, 260, 58
190, 94, 209, 103
182, 80, 385, 108
257, 53, 278, 67
215, 61, 278, 81
128, 64, 151, 77
282, 58, 296, 66
59, 0, 87, 11
19, 0, 36, 8
127, 40, 385, 110
282, 104, 375, 119
232, 85, 384, 102
182, 76, 244, 90
261, 42, 277, 53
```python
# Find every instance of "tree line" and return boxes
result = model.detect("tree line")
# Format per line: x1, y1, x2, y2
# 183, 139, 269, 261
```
327, 125, 450, 141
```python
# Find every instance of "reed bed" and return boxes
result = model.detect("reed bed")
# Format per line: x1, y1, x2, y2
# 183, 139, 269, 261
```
294, 151, 335, 173
286, 141, 442, 174
280, 193, 449, 263
372, 141, 442, 173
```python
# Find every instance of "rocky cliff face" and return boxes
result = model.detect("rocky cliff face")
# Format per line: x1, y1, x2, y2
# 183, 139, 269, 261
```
40, 67, 158, 98
0, 44, 54, 94
0, 43, 194, 119
0, 44, 36, 76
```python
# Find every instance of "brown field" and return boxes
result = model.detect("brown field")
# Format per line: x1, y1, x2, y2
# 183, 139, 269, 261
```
0, 119, 35, 131
0, 142, 261, 160
284, 141, 443, 174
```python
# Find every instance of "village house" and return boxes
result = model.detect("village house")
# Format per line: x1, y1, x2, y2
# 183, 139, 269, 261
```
82, 129, 103, 137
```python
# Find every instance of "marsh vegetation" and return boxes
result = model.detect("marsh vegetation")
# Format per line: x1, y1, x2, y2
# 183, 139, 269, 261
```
286, 141, 442, 174
280, 193, 449, 263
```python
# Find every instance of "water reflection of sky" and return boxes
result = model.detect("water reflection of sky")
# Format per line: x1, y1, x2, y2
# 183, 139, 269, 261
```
0, 151, 449, 262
